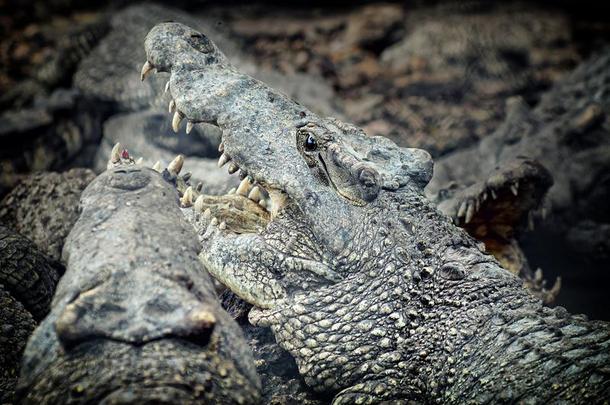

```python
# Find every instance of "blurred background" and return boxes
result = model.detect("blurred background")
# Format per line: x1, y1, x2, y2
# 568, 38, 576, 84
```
1, 0, 609, 319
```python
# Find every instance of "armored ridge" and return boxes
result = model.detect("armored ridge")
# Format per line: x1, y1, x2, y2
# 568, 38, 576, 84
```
144, 22, 610, 403
17, 157, 261, 404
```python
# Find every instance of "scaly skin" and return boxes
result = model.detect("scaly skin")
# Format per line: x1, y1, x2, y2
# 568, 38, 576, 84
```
17, 157, 261, 404
144, 23, 610, 403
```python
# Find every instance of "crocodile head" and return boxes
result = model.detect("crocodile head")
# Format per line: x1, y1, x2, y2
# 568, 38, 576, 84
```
142, 23, 610, 403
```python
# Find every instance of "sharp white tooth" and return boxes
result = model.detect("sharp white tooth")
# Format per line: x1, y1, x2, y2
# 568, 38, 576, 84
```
181, 186, 194, 207
535, 268, 543, 283
186, 121, 194, 134
164, 81, 170, 93
482, 191, 488, 202
248, 186, 262, 202
194, 195, 205, 212
465, 202, 475, 224
218, 142, 224, 153
169, 99, 176, 113
219, 221, 227, 230
457, 200, 467, 219
168, 154, 184, 175
110, 142, 121, 163
140, 61, 154, 81
203, 208, 211, 218
228, 162, 239, 174
227, 187, 236, 195
172, 111, 183, 133
135, 157, 143, 165
236, 177, 251, 196
259, 199, 268, 209
510, 183, 518, 196
211, 217, 219, 226
218, 153, 230, 167
152, 161, 162, 172
491, 189, 497, 199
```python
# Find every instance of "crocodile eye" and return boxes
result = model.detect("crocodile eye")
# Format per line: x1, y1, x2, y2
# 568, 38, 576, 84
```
304, 134, 317, 151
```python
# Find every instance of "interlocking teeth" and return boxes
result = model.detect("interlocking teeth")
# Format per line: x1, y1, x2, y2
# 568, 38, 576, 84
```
218, 153, 230, 167
228, 162, 239, 174
172, 111, 184, 133
140, 61, 154, 81
194, 195, 205, 212
180, 186, 194, 207
248, 186, 262, 202
152, 161, 162, 172
186, 121, 194, 134
168, 155, 184, 176
169, 99, 176, 113
236, 177, 252, 196
165, 81, 170, 93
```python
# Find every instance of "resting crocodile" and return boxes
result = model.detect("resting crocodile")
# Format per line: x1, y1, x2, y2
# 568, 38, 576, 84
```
17, 154, 261, 403
143, 22, 610, 403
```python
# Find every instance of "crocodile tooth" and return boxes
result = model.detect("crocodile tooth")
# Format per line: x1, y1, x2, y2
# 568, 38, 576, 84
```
510, 184, 518, 196
168, 155, 184, 175
248, 186, 262, 202
110, 142, 122, 164
490, 189, 497, 199
194, 195, 205, 212
457, 200, 467, 219
140, 61, 154, 81
535, 268, 543, 283
465, 202, 475, 224
172, 111, 184, 133
169, 99, 176, 113
186, 121, 194, 134
181, 186, 194, 207
259, 199, 268, 210
189, 308, 216, 328
218, 153, 230, 167
211, 217, 219, 226
236, 177, 252, 196
228, 162, 239, 174
227, 187, 236, 195
152, 161, 162, 172
482, 192, 488, 202
203, 208, 211, 218
218, 142, 224, 153
135, 157, 143, 165
219, 221, 227, 230
164, 81, 170, 93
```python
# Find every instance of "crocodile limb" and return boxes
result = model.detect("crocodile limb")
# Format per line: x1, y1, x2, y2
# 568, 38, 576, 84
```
17, 147, 261, 404
143, 22, 610, 403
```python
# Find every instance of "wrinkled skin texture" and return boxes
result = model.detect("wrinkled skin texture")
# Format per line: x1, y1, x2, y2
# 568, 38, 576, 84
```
145, 23, 610, 403
0, 227, 62, 403
0, 168, 96, 261
17, 165, 261, 404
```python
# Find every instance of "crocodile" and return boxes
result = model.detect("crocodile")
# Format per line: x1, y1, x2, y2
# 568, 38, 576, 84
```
143, 22, 610, 403
17, 153, 261, 404
0, 226, 63, 403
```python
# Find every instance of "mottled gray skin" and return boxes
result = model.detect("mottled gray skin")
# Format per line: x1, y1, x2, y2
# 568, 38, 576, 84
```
145, 22, 610, 403
0, 227, 62, 403
17, 165, 261, 404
